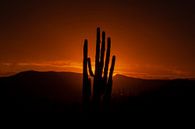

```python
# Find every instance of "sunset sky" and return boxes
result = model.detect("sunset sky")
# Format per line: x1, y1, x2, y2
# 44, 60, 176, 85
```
0, 0, 194, 79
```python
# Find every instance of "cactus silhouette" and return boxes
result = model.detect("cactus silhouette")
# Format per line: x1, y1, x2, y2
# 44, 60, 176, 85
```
82, 28, 116, 112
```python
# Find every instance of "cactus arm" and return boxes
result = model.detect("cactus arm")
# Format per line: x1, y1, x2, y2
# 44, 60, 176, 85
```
103, 37, 111, 82
105, 56, 116, 98
82, 39, 91, 111
100, 31, 106, 75
83, 39, 88, 80
87, 57, 95, 77
103, 56, 116, 107
82, 39, 89, 94
108, 55, 116, 83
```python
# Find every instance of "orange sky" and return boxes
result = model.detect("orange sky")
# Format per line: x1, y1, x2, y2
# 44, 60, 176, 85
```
0, 0, 194, 79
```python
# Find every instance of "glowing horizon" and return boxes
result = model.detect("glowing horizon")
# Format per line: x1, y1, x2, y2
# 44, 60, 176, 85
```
0, 60, 194, 79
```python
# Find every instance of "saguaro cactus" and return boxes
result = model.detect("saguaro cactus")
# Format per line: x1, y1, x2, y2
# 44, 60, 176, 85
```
82, 28, 116, 112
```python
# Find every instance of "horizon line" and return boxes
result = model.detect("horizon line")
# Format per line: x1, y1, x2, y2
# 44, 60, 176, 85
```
0, 69, 194, 80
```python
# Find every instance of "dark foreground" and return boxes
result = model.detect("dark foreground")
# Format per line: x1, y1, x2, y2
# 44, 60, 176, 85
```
1, 71, 195, 119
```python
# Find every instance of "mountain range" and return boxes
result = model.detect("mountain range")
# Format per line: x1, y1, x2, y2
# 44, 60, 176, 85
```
1, 71, 195, 113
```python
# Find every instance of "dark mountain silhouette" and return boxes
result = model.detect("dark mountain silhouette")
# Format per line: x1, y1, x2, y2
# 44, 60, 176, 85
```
113, 74, 195, 97
1, 71, 195, 114
1, 71, 82, 112
112, 74, 195, 114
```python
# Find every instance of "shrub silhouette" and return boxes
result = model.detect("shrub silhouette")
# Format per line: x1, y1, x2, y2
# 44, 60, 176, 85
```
82, 28, 116, 112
